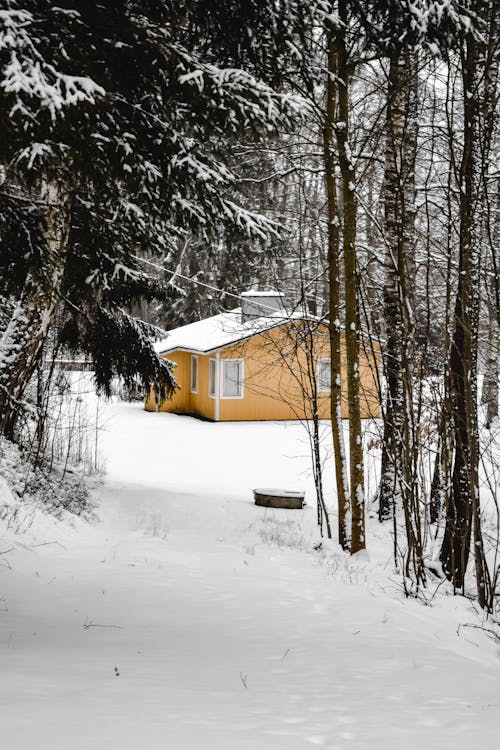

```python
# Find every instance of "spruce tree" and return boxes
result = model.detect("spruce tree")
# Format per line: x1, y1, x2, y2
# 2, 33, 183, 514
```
0, 1, 301, 435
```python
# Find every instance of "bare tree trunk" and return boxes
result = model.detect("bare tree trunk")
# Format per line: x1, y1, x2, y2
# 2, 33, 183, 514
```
324, 22, 350, 550
378, 50, 418, 522
377, 49, 425, 584
303, 324, 332, 540
472, 0, 498, 611
481, 137, 500, 429
0, 178, 70, 438
429, 403, 454, 525
378, 53, 407, 522
333, 0, 365, 553
482, 286, 499, 428
440, 4, 495, 608
429, 90, 456, 525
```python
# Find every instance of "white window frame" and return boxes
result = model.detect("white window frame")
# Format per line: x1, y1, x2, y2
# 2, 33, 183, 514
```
208, 358, 217, 398
317, 357, 331, 393
221, 358, 244, 399
190, 354, 198, 394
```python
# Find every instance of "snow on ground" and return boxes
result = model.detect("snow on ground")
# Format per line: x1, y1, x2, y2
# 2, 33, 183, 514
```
1, 400, 500, 749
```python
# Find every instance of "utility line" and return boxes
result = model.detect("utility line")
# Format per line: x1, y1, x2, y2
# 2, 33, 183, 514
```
133, 255, 293, 316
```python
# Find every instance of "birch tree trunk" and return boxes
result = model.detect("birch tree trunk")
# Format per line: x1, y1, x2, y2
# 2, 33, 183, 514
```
333, 0, 365, 553
0, 178, 70, 438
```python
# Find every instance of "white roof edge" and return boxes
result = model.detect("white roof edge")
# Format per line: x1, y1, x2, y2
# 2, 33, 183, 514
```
156, 346, 207, 356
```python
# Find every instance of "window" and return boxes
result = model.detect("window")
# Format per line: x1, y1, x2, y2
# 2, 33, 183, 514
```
317, 358, 331, 392
221, 359, 244, 398
208, 358, 216, 398
190, 355, 198, 393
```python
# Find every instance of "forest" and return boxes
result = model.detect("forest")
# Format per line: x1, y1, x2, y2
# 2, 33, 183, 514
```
0, 2, 499, 746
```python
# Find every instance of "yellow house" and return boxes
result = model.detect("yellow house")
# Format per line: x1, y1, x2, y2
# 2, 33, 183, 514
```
145, 291, 380, 421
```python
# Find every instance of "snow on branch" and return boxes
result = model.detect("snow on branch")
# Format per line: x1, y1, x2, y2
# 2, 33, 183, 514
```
175, 44, 309, 128
219, 199, 281, 240
0, 9, 104, 120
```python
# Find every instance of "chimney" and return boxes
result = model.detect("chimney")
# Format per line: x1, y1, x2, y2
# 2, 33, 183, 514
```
240, 290, 285, 323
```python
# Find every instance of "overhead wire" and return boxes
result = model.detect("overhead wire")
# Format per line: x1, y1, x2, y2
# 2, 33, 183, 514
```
133, 254, 297, 317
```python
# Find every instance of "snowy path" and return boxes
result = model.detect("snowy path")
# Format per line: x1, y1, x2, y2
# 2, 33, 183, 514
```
1, 403, 500, 749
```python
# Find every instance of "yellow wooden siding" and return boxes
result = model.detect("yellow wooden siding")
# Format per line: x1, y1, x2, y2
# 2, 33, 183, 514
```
193, 353, 216, 419
145, 351, 216, 419
219, 327, 326, 421
145, 350, 188, 413
218, 325, 379, 421
146, 323, 380, 421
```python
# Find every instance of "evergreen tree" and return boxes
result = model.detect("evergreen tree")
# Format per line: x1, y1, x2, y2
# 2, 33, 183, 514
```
0, 1, 301, 436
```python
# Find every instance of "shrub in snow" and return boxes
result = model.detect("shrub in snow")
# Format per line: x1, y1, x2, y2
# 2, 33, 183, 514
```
0, 436, 94, 528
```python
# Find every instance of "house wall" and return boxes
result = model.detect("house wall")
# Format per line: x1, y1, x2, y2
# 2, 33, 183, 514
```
145, 350, 216, 420
194, 353, 216, 419
146, 322, 380, 421
217, 324, 379, 421
218, 326, 329, 421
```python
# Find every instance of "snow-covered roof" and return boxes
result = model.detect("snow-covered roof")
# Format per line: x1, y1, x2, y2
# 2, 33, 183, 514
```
154, 308, 303, 355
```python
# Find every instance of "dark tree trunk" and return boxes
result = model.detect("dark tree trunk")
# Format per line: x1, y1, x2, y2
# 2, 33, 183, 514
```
378, 50, 418, 522
324, 22, 350, 550
482, 287, 499, 429
377, 49, 425, 584
440, 3, 496, 608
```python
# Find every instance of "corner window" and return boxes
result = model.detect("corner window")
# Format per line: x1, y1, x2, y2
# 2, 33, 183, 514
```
208, 358, 216, 398
317, 358, 331, 392
190, 355, 198, 394
221, 359, 244, 399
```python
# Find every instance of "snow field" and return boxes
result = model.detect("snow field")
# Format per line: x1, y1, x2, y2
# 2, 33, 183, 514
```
1, 401, 500, 749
